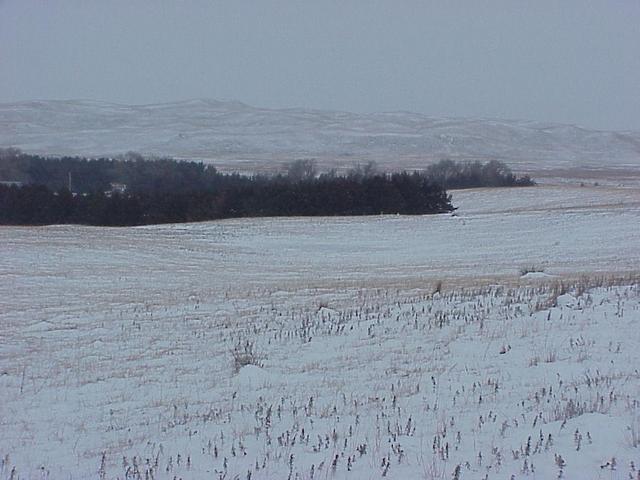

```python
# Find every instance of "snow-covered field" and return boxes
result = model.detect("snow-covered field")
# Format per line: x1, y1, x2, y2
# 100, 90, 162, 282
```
1, 183, 640, 479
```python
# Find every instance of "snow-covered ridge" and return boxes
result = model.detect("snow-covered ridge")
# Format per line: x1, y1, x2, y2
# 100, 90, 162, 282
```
1, 99, 639, 172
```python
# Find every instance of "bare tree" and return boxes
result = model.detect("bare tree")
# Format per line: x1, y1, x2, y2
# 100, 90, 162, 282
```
348, 160, 378, 179
286, 159, 317, 182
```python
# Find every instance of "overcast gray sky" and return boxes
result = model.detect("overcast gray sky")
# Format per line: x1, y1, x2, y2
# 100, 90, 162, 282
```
1, 0, 638, 130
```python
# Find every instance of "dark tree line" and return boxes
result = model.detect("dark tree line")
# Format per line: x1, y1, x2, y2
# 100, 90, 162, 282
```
0, 150, 533, 226
424, 159, 534, 189
0, 154, 453, 226
0, 149, 229, 194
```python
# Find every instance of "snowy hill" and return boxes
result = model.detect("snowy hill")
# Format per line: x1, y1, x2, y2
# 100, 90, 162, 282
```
1, 99, 639, 173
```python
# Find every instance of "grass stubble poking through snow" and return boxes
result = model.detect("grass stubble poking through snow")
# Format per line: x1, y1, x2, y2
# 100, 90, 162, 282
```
1, 181, 640, 479
1, 275, 640, 479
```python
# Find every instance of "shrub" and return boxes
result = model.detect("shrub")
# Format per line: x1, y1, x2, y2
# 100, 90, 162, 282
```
231, 340, 263, 373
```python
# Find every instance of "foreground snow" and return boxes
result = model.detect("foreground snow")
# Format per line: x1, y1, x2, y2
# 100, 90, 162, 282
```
1, 282, 639, 479
1, 184, 640, 479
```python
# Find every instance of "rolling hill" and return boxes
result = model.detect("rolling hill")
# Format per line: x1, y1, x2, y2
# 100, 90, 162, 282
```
1, 99, 639, 174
